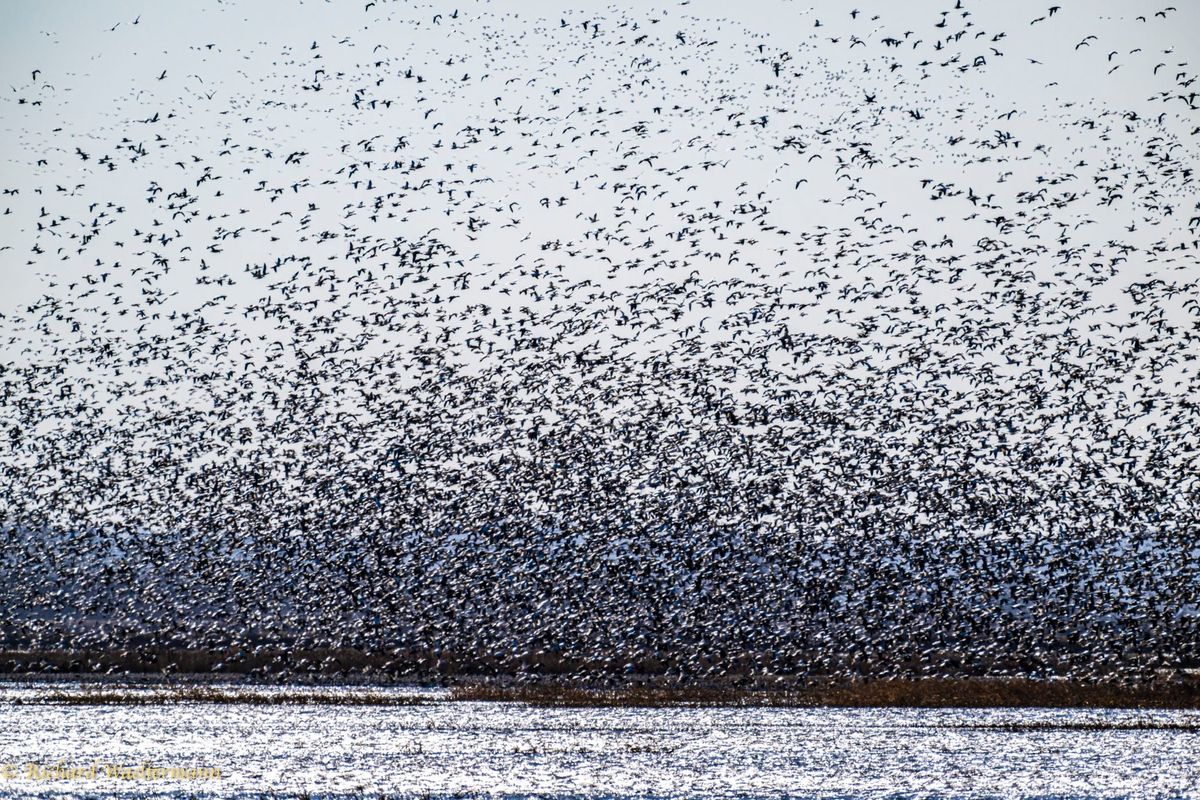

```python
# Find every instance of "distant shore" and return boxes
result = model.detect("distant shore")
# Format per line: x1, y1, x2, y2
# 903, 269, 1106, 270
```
1, 678, 1198, 710
2, 649, 1198, 709
445, 679, 1200, 709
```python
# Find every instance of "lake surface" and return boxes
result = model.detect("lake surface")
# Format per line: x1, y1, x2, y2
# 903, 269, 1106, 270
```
0, 683, 1196, 798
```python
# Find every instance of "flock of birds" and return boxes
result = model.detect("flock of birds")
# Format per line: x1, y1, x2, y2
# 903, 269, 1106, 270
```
0, 0, 1198, 684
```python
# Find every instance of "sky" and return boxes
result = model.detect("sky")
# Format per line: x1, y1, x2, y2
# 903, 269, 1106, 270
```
0, 0, 1197, 468
3, 0, 1194, 310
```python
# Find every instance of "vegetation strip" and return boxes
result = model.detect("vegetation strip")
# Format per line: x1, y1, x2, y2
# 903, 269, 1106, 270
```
6, 678, 1199, 710
448, 679, 1200, 709
15, 688, 426, 706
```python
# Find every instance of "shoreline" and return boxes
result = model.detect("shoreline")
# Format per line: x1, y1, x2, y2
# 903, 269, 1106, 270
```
3, 648, 1198, 709
3, 674, 1199, 710
445, 679, 1200, 709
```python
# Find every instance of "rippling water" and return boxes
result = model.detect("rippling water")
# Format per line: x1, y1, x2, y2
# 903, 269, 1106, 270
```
0, 683, 1196, 799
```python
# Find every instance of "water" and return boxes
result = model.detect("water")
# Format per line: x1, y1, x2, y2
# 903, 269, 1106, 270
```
0, 683, 1197, 798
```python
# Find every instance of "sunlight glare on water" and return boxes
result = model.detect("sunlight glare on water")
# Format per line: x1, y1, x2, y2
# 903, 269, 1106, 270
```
0, 685, 1196, 798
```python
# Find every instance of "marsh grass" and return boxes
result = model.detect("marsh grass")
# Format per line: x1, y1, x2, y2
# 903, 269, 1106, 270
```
10, 679, 1200, 711
17, 686, 427, 706
449, 678, 1200, 709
